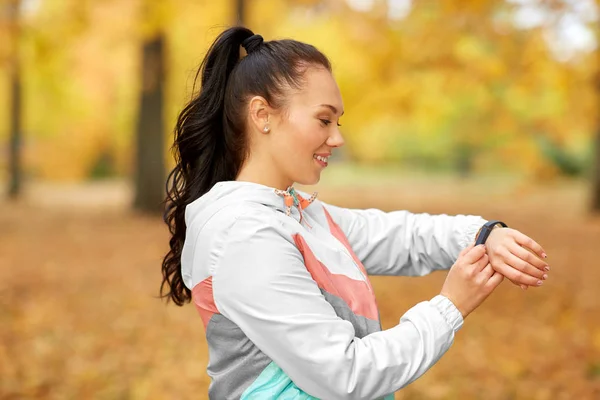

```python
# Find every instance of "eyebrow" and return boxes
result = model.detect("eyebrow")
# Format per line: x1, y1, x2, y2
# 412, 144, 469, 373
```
319, 104, 344, 116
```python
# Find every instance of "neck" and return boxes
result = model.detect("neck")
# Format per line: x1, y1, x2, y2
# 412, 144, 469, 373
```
235, 154, 293, 191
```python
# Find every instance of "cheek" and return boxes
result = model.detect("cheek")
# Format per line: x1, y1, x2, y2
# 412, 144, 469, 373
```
287, 116, 325, 153
274, 113, 326, 178
276, 124, 302, 155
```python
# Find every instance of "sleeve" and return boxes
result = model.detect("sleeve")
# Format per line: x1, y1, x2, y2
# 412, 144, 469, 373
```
212, 214, 465, 400
321, 201, 487, 276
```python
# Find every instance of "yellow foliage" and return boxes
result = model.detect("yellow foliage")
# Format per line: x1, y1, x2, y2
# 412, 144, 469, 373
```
2, 0, 596, 180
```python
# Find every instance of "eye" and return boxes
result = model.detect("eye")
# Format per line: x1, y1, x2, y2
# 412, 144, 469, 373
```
319, 119, 342, 127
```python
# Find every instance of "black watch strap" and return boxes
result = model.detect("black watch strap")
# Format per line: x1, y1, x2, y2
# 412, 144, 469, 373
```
474, 220, 508, 246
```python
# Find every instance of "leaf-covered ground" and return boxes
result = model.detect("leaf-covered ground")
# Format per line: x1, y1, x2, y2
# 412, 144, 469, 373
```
1, 179, 599, 399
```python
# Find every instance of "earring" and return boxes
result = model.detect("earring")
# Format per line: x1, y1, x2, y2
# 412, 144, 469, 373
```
263, 125, 270, 133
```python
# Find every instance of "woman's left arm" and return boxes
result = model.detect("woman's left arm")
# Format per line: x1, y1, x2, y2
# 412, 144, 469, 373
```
319, 201, 485, 276
319, 202, 549, 288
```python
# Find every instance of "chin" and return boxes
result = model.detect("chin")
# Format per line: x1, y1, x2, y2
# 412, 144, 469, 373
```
295, 173, 321, 186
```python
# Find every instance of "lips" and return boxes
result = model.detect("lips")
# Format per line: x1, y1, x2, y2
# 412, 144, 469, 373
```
313, 154, 329, 168
313, 154, 329, 163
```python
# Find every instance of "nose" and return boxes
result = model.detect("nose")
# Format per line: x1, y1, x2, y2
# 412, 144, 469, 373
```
326, 128, 345, 148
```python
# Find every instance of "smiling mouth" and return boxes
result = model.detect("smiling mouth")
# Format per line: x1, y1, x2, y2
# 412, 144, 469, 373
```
313, 154, 329, 163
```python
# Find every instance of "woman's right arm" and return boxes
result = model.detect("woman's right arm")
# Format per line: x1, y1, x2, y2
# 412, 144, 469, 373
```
211, 213, 465, 400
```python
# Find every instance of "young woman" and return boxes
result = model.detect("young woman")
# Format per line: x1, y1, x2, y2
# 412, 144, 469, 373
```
161, 27, 550, 400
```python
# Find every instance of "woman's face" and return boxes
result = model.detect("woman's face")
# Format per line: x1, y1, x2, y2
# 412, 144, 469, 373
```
268, 66, 345, 187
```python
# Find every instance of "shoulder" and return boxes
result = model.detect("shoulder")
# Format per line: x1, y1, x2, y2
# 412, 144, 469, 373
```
182, 201, 297, 288
204, 201, 293, 243
294, 190, 356, 231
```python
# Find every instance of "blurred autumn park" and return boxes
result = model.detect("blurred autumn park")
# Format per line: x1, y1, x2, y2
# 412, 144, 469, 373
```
1, 0, 600, 399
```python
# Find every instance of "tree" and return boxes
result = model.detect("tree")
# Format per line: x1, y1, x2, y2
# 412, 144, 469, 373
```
592, 130, 600, 212
592, 40, 600, 212
236, 0, 245, 25
133, 34, 166, 214
7, 0, 22, 199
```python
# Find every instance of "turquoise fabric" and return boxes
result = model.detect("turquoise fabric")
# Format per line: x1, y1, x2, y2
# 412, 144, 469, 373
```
241, 361, 395, 400
240, 361, 317, 399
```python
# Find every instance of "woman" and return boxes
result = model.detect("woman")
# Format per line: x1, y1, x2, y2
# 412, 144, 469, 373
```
161, 27, 550, 399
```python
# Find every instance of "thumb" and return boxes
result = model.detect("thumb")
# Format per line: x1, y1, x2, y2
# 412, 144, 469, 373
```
459, 243, 475, 257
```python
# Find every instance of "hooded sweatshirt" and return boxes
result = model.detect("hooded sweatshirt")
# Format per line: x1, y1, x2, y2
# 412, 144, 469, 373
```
181, 181, 487, 400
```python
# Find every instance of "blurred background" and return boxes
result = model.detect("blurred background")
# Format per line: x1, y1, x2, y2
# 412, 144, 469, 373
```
1, 0, 599, 399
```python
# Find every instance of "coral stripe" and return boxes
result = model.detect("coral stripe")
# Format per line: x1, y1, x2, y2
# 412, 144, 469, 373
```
293, 234, 379, 321
322, 207, 372, 288
192, 277, 218, 328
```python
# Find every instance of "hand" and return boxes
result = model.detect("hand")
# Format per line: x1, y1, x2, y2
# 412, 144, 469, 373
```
440, 243, 504, 319
485, 227, 549, 290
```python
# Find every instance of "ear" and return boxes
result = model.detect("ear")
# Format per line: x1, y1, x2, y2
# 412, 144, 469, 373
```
248, 96, 273, 134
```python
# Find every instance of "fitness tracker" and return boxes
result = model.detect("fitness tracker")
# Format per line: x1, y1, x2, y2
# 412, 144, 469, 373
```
474, 220, 508, 246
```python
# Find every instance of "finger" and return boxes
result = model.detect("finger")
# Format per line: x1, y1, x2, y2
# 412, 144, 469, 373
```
485, 271, 505, 290
501, 250, 547, 281
502, 272, 529, 290
508, 278, 528, 291
492, 262, 544, 287
473, 254, 489, 273
459, 243, 475, 258
480, 263, 494, 280
463, 244, 487, 264
489, 262, 524, 289
509, 244, 550, 272
512, 230, 547, 260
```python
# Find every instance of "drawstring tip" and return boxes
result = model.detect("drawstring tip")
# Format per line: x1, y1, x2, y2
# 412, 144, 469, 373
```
275, 187, 317, 227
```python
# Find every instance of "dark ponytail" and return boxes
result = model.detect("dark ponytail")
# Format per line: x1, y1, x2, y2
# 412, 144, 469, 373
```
161, 27, 331, 305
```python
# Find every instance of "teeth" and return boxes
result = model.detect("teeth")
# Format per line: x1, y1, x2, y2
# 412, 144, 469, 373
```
314, 155, 329, 163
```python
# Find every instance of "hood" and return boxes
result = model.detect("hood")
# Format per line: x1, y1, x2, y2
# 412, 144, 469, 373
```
181, 181, 314, 289
184, 181, 295, 230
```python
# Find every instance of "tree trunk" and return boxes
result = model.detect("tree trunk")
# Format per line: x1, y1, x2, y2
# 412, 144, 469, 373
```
592, 28, 600, 213
236, 0, 245, 25
592, 130, 600, 212
7, 0, 22, 199
133, 35, 165, 214
456, 140, 474, 179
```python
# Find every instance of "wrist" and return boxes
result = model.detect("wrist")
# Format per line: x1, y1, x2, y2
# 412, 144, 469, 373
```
432, 294, 465, 331
474, 220, 508, 246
